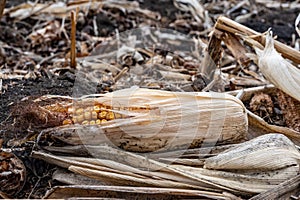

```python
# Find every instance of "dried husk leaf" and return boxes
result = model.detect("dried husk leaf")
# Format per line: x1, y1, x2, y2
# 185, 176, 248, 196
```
204, 134, 300, 170
175, 164, 299, 193
41, 88, 248, 152
31, 150, 218, 191
43, 185, 232, 199
199, 134, 300, 193
68, 165, 207, 189
35, 134, 300, 195
255, 30, 300, 101
52, 169, 105, 186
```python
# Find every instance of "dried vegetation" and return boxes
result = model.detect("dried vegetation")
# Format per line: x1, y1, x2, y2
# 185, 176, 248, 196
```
0, 0, 300, 199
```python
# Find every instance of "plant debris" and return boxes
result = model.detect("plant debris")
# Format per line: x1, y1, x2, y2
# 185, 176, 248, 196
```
1, 0, 300, 199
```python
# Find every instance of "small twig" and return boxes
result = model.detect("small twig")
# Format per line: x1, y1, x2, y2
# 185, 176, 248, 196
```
19, 2, 52, 21
70, 10, 77, 68
93, 15, 99, 36
27, 178, 41, 199
38, 52, 64, 66
0, 0, 6, 19
0, 191, 11, 199
0, 78, 2, 94
114, 67, 129, 82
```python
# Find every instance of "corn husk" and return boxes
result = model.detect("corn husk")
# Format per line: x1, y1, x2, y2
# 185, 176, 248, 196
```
202, 134, 300, 193
204, 134, 300, 170
40, 87, 248, 152
255, 30, 300, 101
43, 185, 234, 199
33, 134, 300, 196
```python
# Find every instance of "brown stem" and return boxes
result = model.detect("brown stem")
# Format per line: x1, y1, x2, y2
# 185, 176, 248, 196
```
70, 11, 77, 68
216, 16, 300, 64
0, 0, 6, 19
222, 32, 251, 66
200, 29, 222, 82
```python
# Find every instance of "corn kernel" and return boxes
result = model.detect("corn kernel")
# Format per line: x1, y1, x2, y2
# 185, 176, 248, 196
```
106, 112, 115, 120
82, 120, 89, 125
89, 120, 96, 125
75, 115, 84, 123
72, 116, 77, 123
101, 119, 107, 124
91, 111, 98, 119
84, 111, 91, 120
96, 119, 101, 125
62, 119, 73, 125
98, 111, 107, 119
75, 108, 84, 115
94, 105, 101, 112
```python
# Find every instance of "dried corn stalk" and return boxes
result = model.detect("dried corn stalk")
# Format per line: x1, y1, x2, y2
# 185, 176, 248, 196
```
255, 30, 300, 101
34, 87, 247, 152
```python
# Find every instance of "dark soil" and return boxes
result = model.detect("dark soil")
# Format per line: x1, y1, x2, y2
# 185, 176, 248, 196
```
0, 0, 299, 198
0, 76, 74, 139
242, 7, 299, 44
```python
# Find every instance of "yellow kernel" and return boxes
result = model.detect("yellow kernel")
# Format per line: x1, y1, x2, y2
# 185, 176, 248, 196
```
84, 111, 91, 120
75, 115, 84, 123
96, 119, 101, 125
75, 108, 84, 115
106, 112, 115, 120
91, 111, 98, 119
82, 120, 89, 125
94, 105, 101, 112
72, 116, 77, 123
101, 119, 107, 124
62, 119, 73, 125
89, 120, 96, 125
98, 111, 107, 119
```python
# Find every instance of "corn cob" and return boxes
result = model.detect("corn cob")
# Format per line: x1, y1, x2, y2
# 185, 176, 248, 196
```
60, 103, 152, 126
37, 88, 248, 152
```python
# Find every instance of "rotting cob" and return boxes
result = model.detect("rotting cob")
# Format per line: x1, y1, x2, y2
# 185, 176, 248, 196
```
23, 88, 248, 152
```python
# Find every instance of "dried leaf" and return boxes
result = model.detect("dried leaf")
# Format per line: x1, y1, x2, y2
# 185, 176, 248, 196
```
295, 13, 300, 37
255, 30, 300, 101
204, 134, 300, 170
0, 150, 26, 196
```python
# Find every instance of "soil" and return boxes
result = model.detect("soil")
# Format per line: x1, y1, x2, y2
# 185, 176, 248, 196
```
0, 0, 299, 198
242, 7, 299, 44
